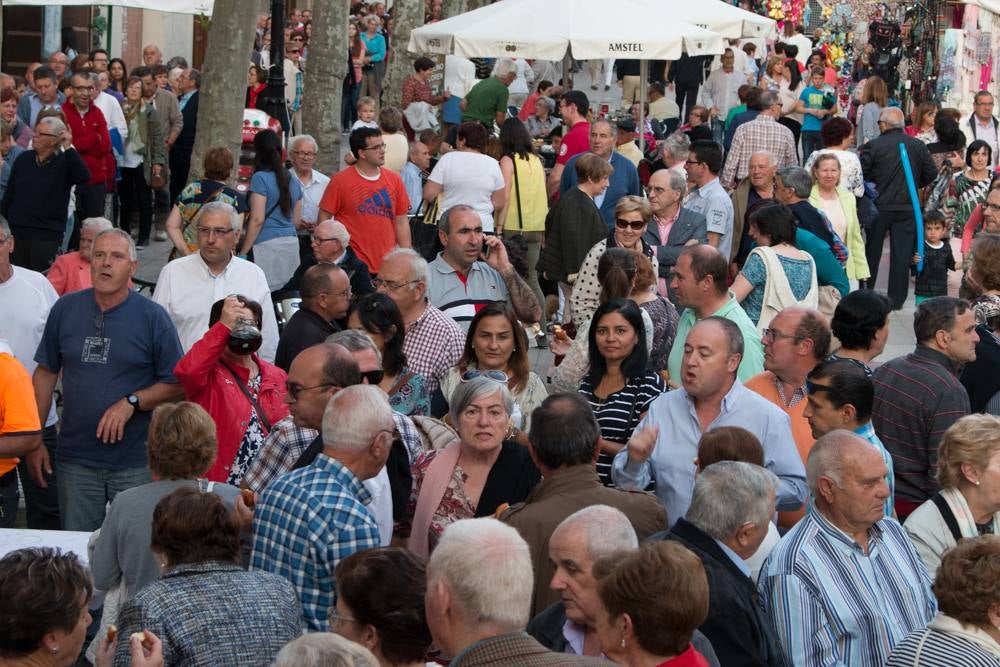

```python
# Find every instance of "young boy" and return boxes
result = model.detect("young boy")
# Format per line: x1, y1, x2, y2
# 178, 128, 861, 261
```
351, 96, 378, 131
797, 66, 834, 162
913, 210, 957, 304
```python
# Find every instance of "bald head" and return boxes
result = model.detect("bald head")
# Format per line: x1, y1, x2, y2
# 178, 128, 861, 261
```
878, 107, 905, 129
806, 430, 890, 531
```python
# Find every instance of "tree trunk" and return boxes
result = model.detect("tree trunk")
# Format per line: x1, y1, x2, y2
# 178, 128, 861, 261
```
442, 0, 465, 19
381, 0, 423, 110
188, 0, 258, 182
301, 0, 346, 175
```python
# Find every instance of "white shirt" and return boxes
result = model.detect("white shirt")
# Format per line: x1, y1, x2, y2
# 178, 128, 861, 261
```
0, 267, 60, 426
703, 67, 747, 118
444, 55, 477, 98
152, 253, 279, 362
93, 91, 128, 141
291, 168, 331, 227
362, 466, 393, 546
428, 150, 505, 232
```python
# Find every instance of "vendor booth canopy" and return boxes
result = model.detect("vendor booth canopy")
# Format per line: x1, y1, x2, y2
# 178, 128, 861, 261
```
409, 0, 733, 60
4, 0, 213, 14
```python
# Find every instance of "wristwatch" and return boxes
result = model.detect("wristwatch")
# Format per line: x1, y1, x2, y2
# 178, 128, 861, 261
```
126, 393, 141, 410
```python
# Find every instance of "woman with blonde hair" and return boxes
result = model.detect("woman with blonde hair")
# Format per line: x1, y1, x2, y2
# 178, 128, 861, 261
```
857, 76, 888, 146
904, 414, 1000, 577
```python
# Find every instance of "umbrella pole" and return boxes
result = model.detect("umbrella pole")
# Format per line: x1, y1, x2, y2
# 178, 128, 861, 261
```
639, 60, 648, 153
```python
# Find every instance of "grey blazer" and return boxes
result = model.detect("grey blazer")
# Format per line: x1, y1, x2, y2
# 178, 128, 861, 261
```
642, 206, 708, 279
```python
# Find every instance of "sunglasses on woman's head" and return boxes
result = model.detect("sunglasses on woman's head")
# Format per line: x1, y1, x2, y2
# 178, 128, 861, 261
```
615, 218, 646, 231
460, 369, 509, 383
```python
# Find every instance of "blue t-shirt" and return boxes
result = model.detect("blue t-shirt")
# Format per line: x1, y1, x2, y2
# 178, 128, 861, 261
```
34, 290, 183, 469
250, 170, 302, 244
799, 86, 828, 132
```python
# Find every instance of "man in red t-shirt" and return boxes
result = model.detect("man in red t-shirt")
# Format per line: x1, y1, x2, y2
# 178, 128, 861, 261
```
318, 127, 411, 273
546, 89, 591, 198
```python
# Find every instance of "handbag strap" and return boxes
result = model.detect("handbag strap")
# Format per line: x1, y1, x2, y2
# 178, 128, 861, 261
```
510, 153, 524, 231
931, 492, 964, 543
219, 360, 273, 433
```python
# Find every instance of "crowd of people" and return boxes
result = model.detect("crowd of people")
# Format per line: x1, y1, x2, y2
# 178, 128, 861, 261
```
3, 6, 1000, 667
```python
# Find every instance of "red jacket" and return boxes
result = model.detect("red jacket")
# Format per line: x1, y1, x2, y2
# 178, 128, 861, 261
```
61, 100, 111, 186
174, 322, 290, 483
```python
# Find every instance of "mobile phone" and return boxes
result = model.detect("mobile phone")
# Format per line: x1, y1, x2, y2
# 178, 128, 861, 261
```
482, 240, 491, 259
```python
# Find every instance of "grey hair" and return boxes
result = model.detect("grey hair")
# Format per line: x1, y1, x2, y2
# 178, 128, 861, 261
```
758, 89, 780, 109
535, 96, 556, 114
448, 375, 514, 426
289, 133, 318, 153
196, 200, 242, 232
94, 228, 137, 261
553, 505, 638, 561
272, 633, 379, 667
878, 106, 905, 129
168, 67, 184, 83
493, 58, 518, 80
0, 215, 9, 238
436, 204, 477, 233
383, 247, 429, 285
593, 118, 618, 135
81, 217, 114, 234
321, 384, 395, 452
805, 429, 862, 495
751, 150, 778, 167
316, 219, 350, 245
666, 169, 688, 195
686, 462, 779, 541
427, 518, 533, 631
776, 166, 812, 198
408, 140, 426, 156
327, 329, 383, 366
36, 116, 66, 135
661, 133, 690, 161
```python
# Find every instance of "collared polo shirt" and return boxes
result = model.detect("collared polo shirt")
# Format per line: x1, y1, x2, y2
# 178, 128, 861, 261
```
685, 177, 735, 259
426, 254, 509, 331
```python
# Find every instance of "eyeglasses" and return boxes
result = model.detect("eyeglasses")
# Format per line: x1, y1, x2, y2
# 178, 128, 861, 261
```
293, 151, 317, 158
196, 226, 234, 237
762, 328, 799, 343
328, 608, 359, 626
615, 218, 646, 231
685, 159, 703, 166
34, 131, 59, 138
329, 288, 351, 300
984, 202, 1000, 212
363, 143, 386, 151
310, 235, 339, 245
644, 185, 667, 195
461, 369, 509, 383
372, 277, 419, 291
285, 381, 336, 400
361, 369, 385, 385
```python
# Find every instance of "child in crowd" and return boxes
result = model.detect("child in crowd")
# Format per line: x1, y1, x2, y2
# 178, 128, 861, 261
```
351, 96, 378, 131
913, 210, 956, 304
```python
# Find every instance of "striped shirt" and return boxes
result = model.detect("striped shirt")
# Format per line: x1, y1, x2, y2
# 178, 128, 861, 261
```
758, 507, 936, 667
250, 453, 380, 631
887, 625, 1000, 667
426, 255, 508, 331
579, 371, 667, 486
872, 347, 970, 503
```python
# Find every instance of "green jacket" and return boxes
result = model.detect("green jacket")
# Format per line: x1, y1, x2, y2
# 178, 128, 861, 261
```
808, 183, 870, 281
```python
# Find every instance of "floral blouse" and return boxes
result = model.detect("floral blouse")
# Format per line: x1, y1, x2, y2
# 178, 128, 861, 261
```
387, 365, 431, 416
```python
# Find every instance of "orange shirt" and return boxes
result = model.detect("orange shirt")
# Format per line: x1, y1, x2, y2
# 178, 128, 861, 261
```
744, 371, 814, 528
0, 352, 42, 476
318, 166, 410, 273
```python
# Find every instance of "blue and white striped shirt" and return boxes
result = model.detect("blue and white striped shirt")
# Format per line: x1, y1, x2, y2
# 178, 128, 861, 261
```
250, 453, 380, 631
758, 507, 936, 667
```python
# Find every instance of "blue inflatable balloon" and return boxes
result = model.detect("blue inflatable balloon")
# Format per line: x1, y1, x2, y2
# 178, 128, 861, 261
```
898, 142, 925, 274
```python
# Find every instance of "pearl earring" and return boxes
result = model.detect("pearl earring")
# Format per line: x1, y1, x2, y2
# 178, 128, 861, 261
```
976, 480, 982, 486
620, 638, 626, 648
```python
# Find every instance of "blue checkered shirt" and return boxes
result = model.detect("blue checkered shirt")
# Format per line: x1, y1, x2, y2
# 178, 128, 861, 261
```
250, 453, 380, 631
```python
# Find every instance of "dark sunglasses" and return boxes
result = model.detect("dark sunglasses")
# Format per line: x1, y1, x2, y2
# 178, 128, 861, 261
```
615, 218, 646, 231
361, 369, 385, 385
